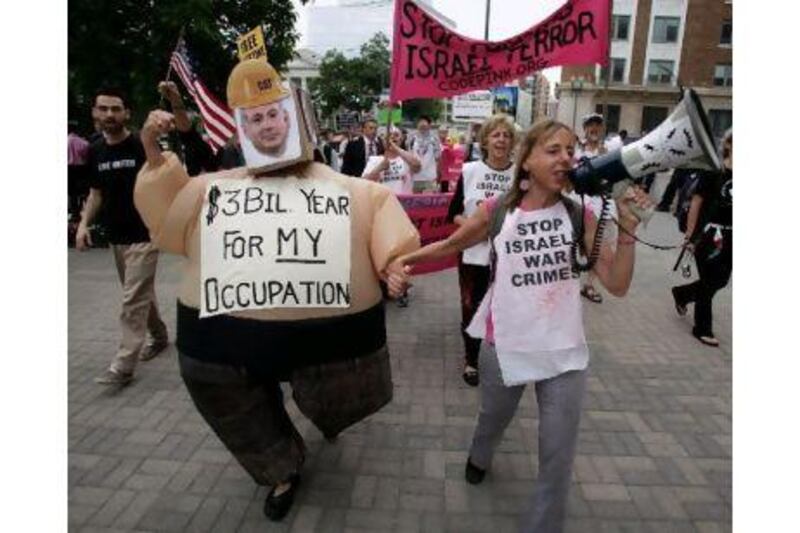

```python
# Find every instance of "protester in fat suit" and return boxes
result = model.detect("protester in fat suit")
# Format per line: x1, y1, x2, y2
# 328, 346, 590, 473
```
134, 59, 419, 522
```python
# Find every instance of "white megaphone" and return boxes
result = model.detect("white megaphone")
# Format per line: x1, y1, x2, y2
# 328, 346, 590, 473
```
569, 88, 722, 220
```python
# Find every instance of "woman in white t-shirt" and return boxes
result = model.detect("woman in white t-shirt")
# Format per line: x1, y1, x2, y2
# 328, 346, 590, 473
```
386, 119, 652, 533
362, 127, 420, 195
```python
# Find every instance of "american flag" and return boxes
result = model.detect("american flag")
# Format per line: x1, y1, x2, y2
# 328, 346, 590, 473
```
170, 37, 237, 152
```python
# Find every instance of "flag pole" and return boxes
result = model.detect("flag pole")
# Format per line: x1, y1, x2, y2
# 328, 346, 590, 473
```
484, 0, 491, 40
160, 25, 186, 109
601, 1, 612, 131
161, 25, 187, 160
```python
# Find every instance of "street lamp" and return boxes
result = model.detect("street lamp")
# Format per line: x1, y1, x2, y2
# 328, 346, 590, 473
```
570, 78, 585, 131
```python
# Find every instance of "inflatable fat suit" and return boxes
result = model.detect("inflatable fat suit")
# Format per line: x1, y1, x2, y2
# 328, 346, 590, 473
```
134, 59, 420, 488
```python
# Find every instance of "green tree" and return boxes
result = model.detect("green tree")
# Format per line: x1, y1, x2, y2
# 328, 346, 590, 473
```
69, 0, 308, 131
309, 32, 391, 119
402, 98, 444, 123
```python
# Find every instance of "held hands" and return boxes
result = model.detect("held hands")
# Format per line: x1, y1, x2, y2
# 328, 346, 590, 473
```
615, 186, 654, 232
383, 257, 412, 299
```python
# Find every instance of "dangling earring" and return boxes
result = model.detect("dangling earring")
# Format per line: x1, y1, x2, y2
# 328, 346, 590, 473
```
518, 169, 530, 191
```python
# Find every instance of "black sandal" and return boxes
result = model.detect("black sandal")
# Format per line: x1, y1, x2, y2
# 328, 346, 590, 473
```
671, 287, 687, 317
693, 331, 720, 347
465, 457, 486, 485
462, 365, 479, 387
264, 474, 300, 521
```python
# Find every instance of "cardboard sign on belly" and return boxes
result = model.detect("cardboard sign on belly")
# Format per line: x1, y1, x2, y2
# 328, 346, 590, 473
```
200, 176, 351, 317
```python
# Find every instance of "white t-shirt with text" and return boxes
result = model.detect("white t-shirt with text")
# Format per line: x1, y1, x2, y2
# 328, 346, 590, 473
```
362, 155, 413, 195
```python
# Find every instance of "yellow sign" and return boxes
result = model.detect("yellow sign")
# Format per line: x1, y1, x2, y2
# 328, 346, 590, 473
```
237, 26, 267, 62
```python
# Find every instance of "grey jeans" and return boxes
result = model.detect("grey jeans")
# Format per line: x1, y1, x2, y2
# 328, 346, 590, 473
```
469, 343, 586, 533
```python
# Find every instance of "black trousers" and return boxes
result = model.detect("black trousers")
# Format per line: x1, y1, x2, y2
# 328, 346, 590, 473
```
457, 260, 491, 368
672, 234, 732, 337
178, 345, 392, 486
658, 170, 688, 209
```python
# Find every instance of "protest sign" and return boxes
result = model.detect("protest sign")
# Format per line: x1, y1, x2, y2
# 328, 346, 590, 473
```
200, 177, 351, 317
390, 0, 610, 102
516, 89, 534, 129
452, 91, 494, 122
397, 193, 458, 274
377, 106, 403, 126
237, 26, 267, 62
491, 86, 519, 119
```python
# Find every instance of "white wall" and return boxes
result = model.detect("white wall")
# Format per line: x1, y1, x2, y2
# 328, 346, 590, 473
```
556, 92, 598, 132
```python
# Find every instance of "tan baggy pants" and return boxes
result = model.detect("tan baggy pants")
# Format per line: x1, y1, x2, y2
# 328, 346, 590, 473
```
108, 242, 168, 374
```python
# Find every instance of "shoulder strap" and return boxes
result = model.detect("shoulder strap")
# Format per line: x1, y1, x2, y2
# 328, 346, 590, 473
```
489, 192, 509, 241
488, 192, 510, 284
560, 195, 584, 245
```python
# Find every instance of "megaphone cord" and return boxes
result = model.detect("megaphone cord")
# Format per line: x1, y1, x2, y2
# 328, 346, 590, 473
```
570, 194, 611, 273
611, 217, 685, 251
570, 195, 685, 275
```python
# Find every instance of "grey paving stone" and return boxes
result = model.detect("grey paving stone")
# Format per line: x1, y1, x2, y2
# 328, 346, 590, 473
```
86, 489, 138, 527
208, 497, 250, 533
111, 491, 160, 529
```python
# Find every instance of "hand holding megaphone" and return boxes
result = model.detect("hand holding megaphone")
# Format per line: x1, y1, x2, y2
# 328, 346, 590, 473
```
610, 180, 655, 225
614, 185, 655, 230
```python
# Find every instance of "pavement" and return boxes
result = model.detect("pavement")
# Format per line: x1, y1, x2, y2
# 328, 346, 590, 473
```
68, 176, 731, 532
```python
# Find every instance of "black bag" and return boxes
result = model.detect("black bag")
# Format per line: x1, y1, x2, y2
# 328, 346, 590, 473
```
674, 171, 701, 233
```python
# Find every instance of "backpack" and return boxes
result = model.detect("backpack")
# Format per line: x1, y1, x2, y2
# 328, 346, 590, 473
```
488, 193, 585, 282
674, 171, 701, 233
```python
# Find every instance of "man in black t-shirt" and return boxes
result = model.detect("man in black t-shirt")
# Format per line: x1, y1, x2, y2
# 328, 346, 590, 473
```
76, 88, 169, 385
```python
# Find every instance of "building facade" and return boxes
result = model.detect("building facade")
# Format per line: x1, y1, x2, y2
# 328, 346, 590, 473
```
532, 72, 552, 121
556, 0, 732, 141
284, 48, 322, 93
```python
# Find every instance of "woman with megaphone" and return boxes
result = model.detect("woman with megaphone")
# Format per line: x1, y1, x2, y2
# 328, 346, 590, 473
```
384, 119, 652, 532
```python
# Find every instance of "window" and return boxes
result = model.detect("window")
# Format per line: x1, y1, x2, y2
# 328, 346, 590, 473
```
595, 103, 621, 133
647, 60, 675, 84
652, 16, 680, 43
641, 106, 669, 134
713, 64, 733, 87
642, 106, 669, 136
708, 109, 732, 143
720, 20, 732, 45
612, 15, 630, 41
599, 58, 626, 83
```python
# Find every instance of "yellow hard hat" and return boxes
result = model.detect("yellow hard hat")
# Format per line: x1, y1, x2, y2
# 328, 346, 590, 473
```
226, 59, 289, 109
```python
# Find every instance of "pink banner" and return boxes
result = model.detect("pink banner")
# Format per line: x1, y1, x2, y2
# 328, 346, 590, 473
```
398, 193, 458, 274
390, 0, 610, 103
